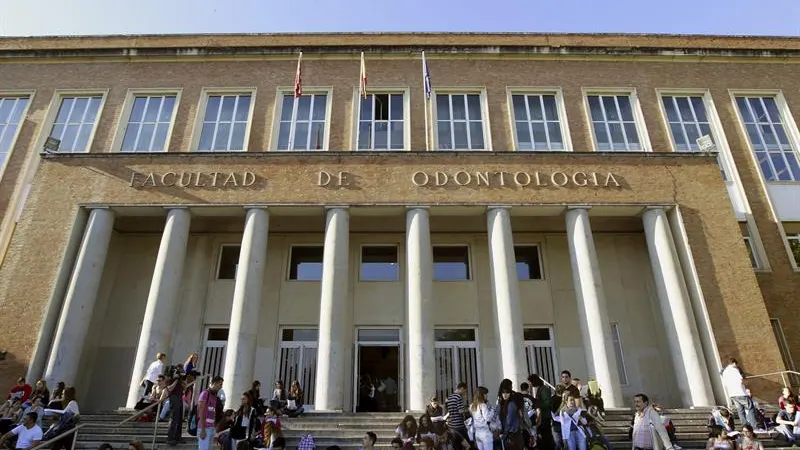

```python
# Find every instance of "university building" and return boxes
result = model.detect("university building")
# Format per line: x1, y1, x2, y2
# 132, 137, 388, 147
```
0, 32, 798, 413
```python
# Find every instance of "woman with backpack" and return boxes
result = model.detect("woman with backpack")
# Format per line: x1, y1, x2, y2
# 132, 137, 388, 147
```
469, 386, 496, 450
498, 380, 525, 450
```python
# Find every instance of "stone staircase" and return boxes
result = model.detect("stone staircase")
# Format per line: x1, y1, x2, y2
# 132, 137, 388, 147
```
61, 408, 788, 450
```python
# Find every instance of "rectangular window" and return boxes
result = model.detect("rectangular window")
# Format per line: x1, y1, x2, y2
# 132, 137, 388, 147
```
277, 93, 328, 150
435, 329, 476, 342
787, 234, 800, 267
511, 94, 564, 151
289, 246, 324, 280
120, 95, 177, 152
281, 328, 319, 342
48, 96, 103, 152
433, 245, 470, 281
515, 245, 543, 280
357, 93, 405, 150
216, 245, 241, 280
735, 96, 800, 182
360, 245, 399, 281
197, 93, 252, 151
743, 236, 759, 269
587, 94, 642, 151
770, 318, 799, 385
610, 323, 629, 385
661, 94, 728, 180
0, 96, 30, 172
435, 93, 486, 150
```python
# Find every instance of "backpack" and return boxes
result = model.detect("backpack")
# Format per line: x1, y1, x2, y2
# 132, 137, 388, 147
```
586, 435, 609, 450
297, 434, 316, 450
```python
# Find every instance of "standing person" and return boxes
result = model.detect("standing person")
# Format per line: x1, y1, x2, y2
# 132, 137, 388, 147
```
184, 353, 201, 377
630, 393, 675, 450
165, 372, 185, 446
0, 412, 42, 450
529, 374, 554, 450
720, 358, 757, 430
231, 392, 259, 449
555, 395, 586, 450
498, 383, 525, 450
197, 376, 224, 450
247, 381, 265, 417
519, 382, 538, 449
141, 353, 167, 398
469, 386, 495, 450
445, 383, 470, 450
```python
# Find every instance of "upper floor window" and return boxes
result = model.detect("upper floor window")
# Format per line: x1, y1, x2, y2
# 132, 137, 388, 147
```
197, 93, 252, 151
786, 232, 800, 267
0, 96, 30, 170
360, 245, 400, 281
49, 96, 103, 153
587, 94, 643, 151
289, 245, 324, 281
216, 245, 241, 280
357, 93, 405, 150
276, 93, 328, 150
735, 96, 800, 182
514, 245, 543, 280
433, 245, 471, 281
511, 94, 565, 151
435, 93, 486, 150
661, 94, 728, 180
120, 94, 177, 152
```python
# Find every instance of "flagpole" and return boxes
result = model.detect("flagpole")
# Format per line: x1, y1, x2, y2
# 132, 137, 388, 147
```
290, 51, 302, 150
422, 52, 430, 152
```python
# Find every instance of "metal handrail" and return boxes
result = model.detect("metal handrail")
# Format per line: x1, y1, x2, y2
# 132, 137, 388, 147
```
744, 370, 800, 389
29, 423, 88, 450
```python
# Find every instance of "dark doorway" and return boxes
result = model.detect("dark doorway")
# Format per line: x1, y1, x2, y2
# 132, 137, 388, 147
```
356, 345, 400, 412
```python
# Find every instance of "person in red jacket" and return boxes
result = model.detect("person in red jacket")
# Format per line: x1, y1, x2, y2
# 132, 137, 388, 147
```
7, 378, 32, 404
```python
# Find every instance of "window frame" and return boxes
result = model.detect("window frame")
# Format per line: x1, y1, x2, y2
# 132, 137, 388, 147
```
270, 87, 334, 151
350, 87, 411, 151
0, 90, 35, 181
359, 243, 401, 282
506, 88, 572, 152
582, 88, 652, 152
656, 89, 737, 180
190, 87, 257, 152
610, 322, 629, 386
111, 88, 182, 153
514, 244, 545, 281
286, 244, 326, 282
39, 89, 109, 154
431, 243, 473, 282
786, 232, 800, 269
431, 87, 492, 151
215, 244, 241, 280
729, 90, 800, 185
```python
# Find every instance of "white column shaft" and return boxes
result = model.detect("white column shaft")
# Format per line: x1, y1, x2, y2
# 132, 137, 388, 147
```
565, 207, 624, 408
643, 207, 715, 407
223, 208, 269, 398
406, 208, 435, 411
125, 208, 191, 407
44, 208, 115, 385
314, 208, 350, 411
486, 207, 527, 385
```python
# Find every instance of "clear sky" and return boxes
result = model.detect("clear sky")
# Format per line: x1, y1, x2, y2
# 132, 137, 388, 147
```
1, 0, 799, 37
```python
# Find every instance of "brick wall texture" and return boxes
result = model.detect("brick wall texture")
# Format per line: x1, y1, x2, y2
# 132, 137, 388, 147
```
0, 32, 797, 398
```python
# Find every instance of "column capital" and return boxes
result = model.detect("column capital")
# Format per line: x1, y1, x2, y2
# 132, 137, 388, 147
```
405, 205, 430, 211
644, 205, 668, 212
86, 205, 111, 210
325, 205, 349, 211
162, 205, 189, 210
567, 205, 592, 211
486, 205, 513, 211
242, 204, 269, 210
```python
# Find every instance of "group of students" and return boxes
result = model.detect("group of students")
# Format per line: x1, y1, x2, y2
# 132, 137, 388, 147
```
0, 378, 81, 450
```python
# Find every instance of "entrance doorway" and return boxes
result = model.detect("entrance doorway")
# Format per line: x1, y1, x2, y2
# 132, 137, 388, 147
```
434, 328, 481, 403
276, 328, 319, 408
201, 327, 228, 378
524, 326, 559, 387
354, 328, 402, 412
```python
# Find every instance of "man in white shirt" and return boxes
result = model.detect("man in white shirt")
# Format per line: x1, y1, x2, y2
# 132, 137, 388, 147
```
721, 358, 757, 429
142, 352, 167, 397
0, 412, 43, 450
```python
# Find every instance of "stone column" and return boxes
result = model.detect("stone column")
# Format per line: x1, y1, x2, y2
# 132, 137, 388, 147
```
125, 208, 191, 408
406, 207, 436, 411
44, 207, 115, 385
314, 207, 350, 411
643, 207, 715, 407
565, 207, 624, 408
486, 206, 527, 385
222, 207, 269, 399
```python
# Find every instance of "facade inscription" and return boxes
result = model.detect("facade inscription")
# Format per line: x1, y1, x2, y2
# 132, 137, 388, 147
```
128, 170, 622, 189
